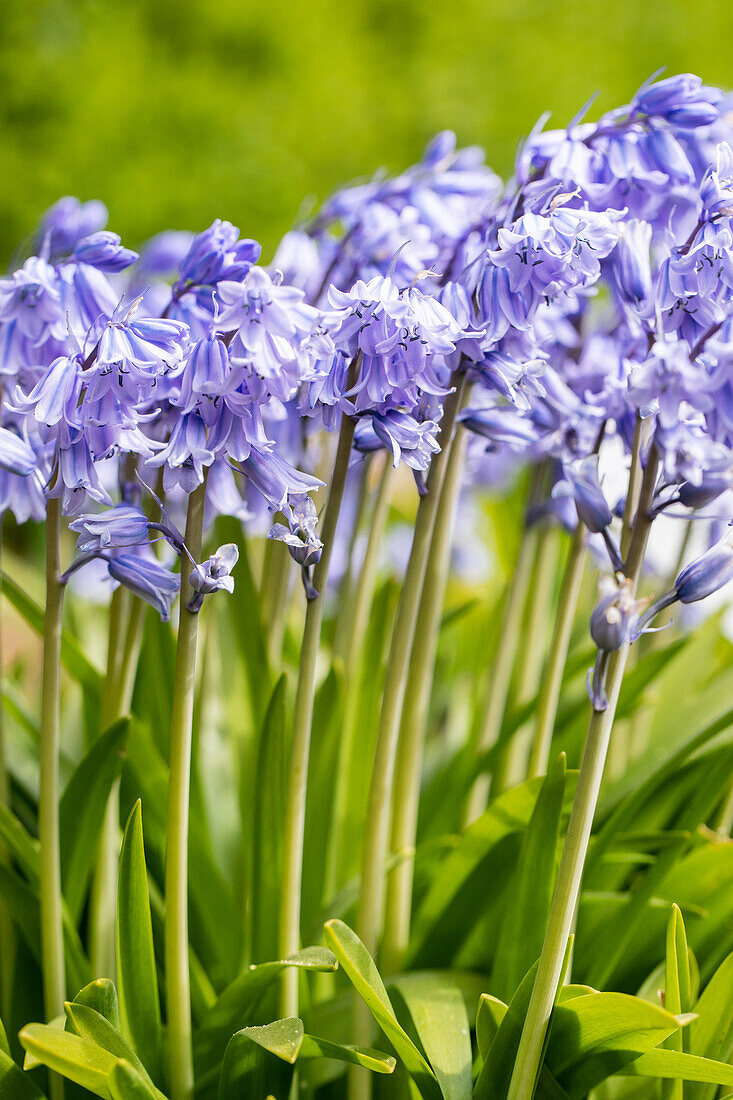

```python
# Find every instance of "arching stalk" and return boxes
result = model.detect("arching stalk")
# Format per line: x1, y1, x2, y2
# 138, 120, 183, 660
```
527, 523, 586, 779
506, 450, 659, 1100
165, 477, 208, 1100
279, 367, 359, 1018
381, 420, 468, 974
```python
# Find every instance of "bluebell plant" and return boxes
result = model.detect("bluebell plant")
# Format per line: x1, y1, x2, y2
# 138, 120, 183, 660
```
4, 70, 733, 1100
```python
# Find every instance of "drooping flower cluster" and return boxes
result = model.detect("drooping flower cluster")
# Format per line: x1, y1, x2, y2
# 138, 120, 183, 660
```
4, 72, 733, 629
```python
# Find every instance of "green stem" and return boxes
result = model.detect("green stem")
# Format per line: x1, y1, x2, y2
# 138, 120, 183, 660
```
260, 526, 292, 670
506, 448, 659, 1100
90, 593, 146, 978
527, 524, 586, 779
491, 524, 558, 795
40, 497, 65, 1099
279, 390, 358, 1018
463, 521, 539, 825
381, 421, 468, 975
353, 370, 465, 983
0, 533, 15, 1025
165, 478, 207, 1100
620, 414, 644, 559
332, 459, 371, 663
322, 456, 393, 905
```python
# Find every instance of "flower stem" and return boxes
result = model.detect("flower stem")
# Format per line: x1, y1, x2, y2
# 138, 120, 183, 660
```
279, 390, 358, 1018
331, 460, 370, 664
0, 532, 15, 1024
260, 526, 292, 670
322, 456, 393, 906
506, 449, 659, 1100
527, 523, 587, 779
165, 477, 207, 1100
381, 420, 468, 975
463, 520, 539, 825
40, 496, 65, 1100
492, 523, 559, 795
354, 370, 466, 968
620, 413, 644, 559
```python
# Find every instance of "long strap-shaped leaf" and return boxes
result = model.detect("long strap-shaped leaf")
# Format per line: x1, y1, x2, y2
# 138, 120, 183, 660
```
324, 920, 441, 1100
116, 801, 163, 1085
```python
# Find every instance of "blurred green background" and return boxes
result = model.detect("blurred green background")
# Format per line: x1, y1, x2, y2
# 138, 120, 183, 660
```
2, 0, 732, 266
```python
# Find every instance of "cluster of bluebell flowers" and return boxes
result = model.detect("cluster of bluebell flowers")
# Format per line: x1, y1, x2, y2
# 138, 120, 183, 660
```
2, 73, 733, 638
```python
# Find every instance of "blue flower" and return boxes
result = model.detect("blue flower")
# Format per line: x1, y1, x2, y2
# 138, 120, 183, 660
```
675, 526, 733, 603
0, 426, 37, 476
631, 73, 722, 128
187, 543, 239, 612
107, 550, 180, 621
38, 196, 108, 260
552, 456, 613, 534
176, 220, 261, 293
268, 494, 323, 599
590, 577, 643, 651
235, 446, 323, 513
0, 258, 64, 344
73, 231, 139, 273
69, 504, 152, 551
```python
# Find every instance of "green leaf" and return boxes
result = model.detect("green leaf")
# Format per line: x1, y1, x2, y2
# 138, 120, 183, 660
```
60, 718, 129, 920
0, 1047, 46, 1098
545, 992, 680, 1097
63, 1003, 153, 1089
493, 753, 567, 1002
217, 1022, 295, 1100
389, 972, 472, 1100
250, 675, 288, 964
108, 1060, 164, 1100
662, 905, 691, 1100
410, 777, 573, 969
298, 1035, 395, 1074
116, 801, 162, 1084
0, 810, 90, 992
324, 920, 441, 1100
1, 572, 102, 696
19, 1023, 116, 1098
72, 980, 120, 1029
687, 948, 733, 1100
473, 957, 571, 1100
195, 947, 338, 1076
619, 1048, 733, 1085
475, 995, 507, 1061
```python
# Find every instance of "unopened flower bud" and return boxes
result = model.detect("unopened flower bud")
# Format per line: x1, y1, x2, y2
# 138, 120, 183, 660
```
590, 577, 641, 651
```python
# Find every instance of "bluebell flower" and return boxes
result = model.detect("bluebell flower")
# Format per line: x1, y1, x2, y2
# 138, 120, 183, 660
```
72, 231, 139, 273
38, 196, 108, 260
610, 220, 653, 314
107, 550, 180, 621
235, 446, 324, 513
175, 220, 261, 294
69, 504, 151, 551
135, 231, 195, 278
268, 494, 323, 599
631, 73, 722, 128
590, 576, 644, 651
552, 456, 613, 534
675, 526, 733, 603
354, 409, 441, 473
0, 426, 37, 476
0, 258, 64, 344
187, 543, 239, 612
